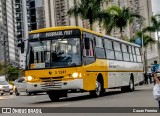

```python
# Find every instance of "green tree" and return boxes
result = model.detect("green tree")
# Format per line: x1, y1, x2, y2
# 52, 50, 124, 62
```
130, 31, 155, 47
144, 15, 160, 38
143, 14, 160, 63
0, 62, 21, 81
67, 0, 107, 30
0, 62, 6, 75
98, 10, 114, 35
130, 31, 155, 72
7, 65, 20, 81
107, 6, 141, 39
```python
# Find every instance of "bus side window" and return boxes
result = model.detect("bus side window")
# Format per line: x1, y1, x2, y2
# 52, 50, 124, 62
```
135, 47, 142, 62
113, 41, 123, 60
83, 34, 96, 65
132, 46, 137, 62
94, 36, 105, 58
104, 38, 115, 59
122, 44, 130, 61
83, 38, 94, 57
128, 46, 133, 62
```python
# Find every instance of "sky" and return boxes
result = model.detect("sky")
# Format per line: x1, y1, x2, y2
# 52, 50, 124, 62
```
152, 0, 160, 15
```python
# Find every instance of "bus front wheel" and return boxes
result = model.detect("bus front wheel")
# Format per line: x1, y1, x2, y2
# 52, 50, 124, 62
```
90, 80, 102, 97
47, 91, 60, 102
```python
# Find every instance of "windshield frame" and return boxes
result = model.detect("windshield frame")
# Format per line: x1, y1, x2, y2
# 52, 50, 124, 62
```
26, 37, 82, 70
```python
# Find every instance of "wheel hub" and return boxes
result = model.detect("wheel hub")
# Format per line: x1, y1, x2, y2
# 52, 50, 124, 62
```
96, 81, 101, 95
130, 80, 133, 89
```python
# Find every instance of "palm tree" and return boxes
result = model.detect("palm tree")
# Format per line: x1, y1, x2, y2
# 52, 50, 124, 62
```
143, 15, 160, 63
67, 0, 107, 30
144, 15, 160, 39
130, 31, 155, 72
98, 10, 114, 35
107, 6, 141, 39
130, 31, 155, 47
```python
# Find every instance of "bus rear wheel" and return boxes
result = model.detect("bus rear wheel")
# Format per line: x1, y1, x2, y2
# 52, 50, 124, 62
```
121, 77, 134, 92
128, 78, 134, 92
90, 80, 102, 97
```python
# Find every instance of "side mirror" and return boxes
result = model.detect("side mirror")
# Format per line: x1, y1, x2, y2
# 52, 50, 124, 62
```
84, 37, 90, 49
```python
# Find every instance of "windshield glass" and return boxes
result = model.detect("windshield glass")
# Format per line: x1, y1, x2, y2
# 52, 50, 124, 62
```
0, 81, 9, 85
27, 38, 81, 69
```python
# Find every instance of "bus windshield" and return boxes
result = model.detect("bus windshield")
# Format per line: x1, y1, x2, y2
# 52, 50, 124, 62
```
27, 38, 81, 69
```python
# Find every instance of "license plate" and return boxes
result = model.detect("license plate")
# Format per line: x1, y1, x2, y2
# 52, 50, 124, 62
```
4, 89, 9, 92
45, 82, 54, 86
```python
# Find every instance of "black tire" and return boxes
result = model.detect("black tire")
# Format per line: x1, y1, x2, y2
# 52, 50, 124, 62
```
48, 92, 60, 102
27, 92, 32, 95
90, 80, 102, 97
121, 77, 134, 92
1, 93, 4, 96
33, 93, 37, 95
15, 88, 20, 96
128, 78, 134, 92
10, 93, 13, 95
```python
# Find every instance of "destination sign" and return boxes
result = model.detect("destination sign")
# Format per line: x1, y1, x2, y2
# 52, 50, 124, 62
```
29, 29, 81, 40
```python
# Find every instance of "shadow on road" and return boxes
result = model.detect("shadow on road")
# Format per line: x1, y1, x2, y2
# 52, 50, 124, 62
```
18, 93, 46, 96
32, 90, 141, 104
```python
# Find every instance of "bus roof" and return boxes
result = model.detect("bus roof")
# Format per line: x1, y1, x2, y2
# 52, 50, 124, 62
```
29, 26, 140, 47
29, 26, 103, 36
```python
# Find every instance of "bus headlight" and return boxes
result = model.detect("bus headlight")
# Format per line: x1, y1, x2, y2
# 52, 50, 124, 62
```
72, 72, 79, 78
27, 76, 33, 81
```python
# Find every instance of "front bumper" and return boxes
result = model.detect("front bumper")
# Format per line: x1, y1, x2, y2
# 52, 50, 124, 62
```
0, 89, 13, 93
27, 79, 83, 92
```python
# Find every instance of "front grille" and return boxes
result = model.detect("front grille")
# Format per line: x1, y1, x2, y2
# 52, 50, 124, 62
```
40, 76, 63, 89
41, 81, 62, 89
39, 76, 63, 82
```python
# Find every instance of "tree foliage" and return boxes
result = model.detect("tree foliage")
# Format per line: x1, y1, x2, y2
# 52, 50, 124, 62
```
106, 6, 141, 38
143, 15, 160, 33
130, 31, 155, 47
67, 0, 107, 30
0, 62, 21, 81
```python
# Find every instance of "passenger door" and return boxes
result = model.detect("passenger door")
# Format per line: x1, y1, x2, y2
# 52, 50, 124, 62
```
16, 78, 26, 92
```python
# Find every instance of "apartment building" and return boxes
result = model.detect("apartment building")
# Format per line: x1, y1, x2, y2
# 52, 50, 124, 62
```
27, 0, 45, 31
15, 0, 29, 69
16, 0, 46, 69
44, 0, 84, 28
0, 0, 19, 67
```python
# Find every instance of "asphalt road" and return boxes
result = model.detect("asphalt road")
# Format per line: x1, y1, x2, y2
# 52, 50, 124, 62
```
0, 84, 159, 116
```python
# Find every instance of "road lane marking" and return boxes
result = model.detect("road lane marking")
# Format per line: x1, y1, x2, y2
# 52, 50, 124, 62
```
55, 103, 71, 107
0, 95, 17, 100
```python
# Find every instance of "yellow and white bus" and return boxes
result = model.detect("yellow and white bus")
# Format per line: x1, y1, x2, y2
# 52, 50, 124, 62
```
22, 26, 143, 101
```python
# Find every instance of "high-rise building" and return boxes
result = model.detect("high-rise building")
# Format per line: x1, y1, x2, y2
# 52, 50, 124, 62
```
16, 0, 46, 69
106, 0, 153, 39
0, 0, 19, 67
27, 0, 45, 30
128, 0, 152, 38
44, 0, 83, 28
15, 0, 29, 69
